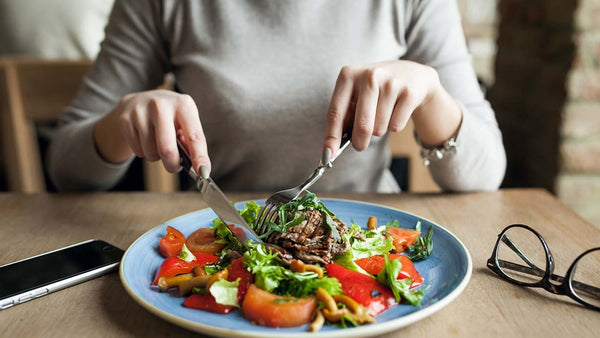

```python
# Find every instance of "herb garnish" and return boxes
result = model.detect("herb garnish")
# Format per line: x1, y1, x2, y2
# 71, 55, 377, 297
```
258, 192, 341, 241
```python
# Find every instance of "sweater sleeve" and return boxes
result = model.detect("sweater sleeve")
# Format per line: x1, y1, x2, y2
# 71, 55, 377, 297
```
47, 0, 169, 191
401, 0, 506, 191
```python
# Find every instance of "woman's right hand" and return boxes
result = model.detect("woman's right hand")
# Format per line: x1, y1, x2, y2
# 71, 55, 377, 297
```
93, 89, 211, 175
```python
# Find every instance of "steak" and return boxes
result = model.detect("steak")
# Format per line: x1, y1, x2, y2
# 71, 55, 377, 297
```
266, 209, 350, 265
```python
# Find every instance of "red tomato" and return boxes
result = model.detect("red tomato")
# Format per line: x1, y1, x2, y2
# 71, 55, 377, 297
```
241, 284, 316, 328
386, 227, 420, 253
183, 293, 235, 314
226, 258, 254, 303
159, 226, 187, 257
354, 254, 423, 288
186, 228, 225, 254
151, 256, 197, 285
325, 263, 396, 316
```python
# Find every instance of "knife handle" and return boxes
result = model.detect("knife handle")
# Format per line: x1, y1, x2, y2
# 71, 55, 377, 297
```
177, 140, 195, 177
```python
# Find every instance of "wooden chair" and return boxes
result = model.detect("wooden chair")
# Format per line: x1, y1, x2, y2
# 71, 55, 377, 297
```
388, 120, 440, 193
0, 58, 178, 193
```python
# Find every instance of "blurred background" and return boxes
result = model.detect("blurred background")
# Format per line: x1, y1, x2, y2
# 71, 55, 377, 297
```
0, 0, 598, 227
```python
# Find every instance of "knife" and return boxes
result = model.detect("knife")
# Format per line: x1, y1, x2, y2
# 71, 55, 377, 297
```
176, 141, 262, 242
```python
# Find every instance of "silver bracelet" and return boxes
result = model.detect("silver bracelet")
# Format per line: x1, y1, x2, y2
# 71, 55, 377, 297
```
419, 136, 457, 166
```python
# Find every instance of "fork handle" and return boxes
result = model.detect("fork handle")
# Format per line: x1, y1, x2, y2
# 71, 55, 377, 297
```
298, 127, 353, 193
333, 127, 353, 163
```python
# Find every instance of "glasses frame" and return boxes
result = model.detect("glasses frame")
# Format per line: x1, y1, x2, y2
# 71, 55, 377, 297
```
487, 223, 600, 312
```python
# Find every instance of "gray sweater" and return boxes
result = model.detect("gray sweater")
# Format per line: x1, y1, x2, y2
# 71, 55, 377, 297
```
48, 0, 506, 192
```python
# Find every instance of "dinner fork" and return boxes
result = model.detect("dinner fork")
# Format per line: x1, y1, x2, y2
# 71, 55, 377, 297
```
254, 129, 352, 237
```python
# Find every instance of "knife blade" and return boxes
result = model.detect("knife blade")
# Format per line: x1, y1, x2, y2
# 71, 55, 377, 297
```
176, 141, 262, 242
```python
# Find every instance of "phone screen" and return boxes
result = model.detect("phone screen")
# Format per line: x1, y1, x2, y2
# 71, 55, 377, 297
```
0, 240, 124, 302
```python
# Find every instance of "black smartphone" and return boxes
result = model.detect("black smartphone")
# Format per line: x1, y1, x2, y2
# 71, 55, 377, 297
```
0, 239, 124, 310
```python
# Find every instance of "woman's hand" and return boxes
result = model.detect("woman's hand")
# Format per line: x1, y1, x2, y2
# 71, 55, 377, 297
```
94, 89, 210, 175
323, 60, 462, 157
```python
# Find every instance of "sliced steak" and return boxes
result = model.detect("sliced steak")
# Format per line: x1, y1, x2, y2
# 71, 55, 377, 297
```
266, 209, 349, 265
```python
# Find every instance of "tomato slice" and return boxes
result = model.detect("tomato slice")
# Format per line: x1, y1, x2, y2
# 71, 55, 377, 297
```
354, 254, 423, 288
186, 228, 225, 254
159, 226, 187, 257
325, 263, 396, 316
184, 293, 235, 314
241, 284, 316, 328
386, 227, 420, 253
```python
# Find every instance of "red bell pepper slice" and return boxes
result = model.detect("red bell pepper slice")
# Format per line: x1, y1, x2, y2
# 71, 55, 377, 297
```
226, 258, 254, 303
325, 263, 396, 316
159, 226, 187, 257
354, 254, 423, 288
151, 253, 219, 285
183, 293, 235, 314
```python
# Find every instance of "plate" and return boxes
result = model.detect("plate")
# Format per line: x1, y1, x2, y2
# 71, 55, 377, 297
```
120, 199, 472, 337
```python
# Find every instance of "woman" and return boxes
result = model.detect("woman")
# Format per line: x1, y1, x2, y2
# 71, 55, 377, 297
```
48, 0, 506, 192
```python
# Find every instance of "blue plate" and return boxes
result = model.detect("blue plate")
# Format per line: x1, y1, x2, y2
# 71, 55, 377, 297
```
120, 199, 472, 337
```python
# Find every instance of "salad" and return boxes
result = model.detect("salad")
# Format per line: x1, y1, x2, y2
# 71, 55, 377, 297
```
150, 193, 433, 332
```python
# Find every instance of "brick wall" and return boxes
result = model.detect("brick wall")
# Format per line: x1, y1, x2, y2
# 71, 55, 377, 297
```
556, 0, 600, 227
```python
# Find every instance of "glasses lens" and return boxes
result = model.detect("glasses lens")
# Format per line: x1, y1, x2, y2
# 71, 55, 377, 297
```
570, 248, 600, 308
496, 226, 548, 284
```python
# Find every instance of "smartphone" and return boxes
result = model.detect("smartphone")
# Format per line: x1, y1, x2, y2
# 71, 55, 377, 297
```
0, 239, 124, 310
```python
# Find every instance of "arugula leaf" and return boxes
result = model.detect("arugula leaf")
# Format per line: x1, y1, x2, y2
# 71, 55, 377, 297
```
209, 278, 240, 307
376, 255, 423, 305
211, 221, 245, 255
407, 225, 433, 261
261, 192, 341, 241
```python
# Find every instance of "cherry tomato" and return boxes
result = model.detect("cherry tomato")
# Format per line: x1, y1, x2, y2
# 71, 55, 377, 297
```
241, 284, 316, 328
386, 227, 420, 253
158, 226, 187, 257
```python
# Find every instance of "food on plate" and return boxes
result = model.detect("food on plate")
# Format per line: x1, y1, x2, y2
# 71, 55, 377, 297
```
149, 192, 433, 332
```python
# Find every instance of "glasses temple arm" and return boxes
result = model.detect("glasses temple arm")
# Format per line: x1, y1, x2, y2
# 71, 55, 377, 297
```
497, 260, 600, 297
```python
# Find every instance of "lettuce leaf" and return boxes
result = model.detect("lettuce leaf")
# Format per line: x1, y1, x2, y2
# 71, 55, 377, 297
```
376, 255, 423, 305
209, 278, 240, 307
242, 241, 342, 297
334, 223, 394, 273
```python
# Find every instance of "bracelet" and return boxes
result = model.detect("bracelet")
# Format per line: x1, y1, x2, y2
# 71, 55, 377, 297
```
418, 135, 457, 166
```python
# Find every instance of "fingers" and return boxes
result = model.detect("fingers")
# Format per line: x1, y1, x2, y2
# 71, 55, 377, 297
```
352, 70, 379, 151
325, 61, 434, 153
174, 94, 211, 175
117, 90, 210, 175
324, 66, 355, 157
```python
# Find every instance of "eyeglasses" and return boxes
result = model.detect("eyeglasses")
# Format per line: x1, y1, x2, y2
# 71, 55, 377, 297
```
487, 224, 600, 311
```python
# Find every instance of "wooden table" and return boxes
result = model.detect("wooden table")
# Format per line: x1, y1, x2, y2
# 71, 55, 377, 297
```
0, 189, 598, 337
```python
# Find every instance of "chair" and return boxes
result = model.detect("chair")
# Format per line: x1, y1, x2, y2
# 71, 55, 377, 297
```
0, 57, 178, 193
388, 120, 440, 193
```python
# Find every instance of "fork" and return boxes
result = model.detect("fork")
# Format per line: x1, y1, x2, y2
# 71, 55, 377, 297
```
254, 129, 352, 237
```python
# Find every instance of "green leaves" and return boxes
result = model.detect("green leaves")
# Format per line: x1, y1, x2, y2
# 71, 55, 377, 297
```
242, 242, 342, 298
260, 192, 341, 241
376, 255, 423, 305
407, 225, 433, 261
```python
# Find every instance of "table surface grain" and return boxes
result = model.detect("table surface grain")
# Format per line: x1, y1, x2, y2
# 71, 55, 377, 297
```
0, 189, 598, 337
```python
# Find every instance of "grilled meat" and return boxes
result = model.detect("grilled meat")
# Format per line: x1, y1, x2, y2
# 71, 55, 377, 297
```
266, 209, 350, 265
